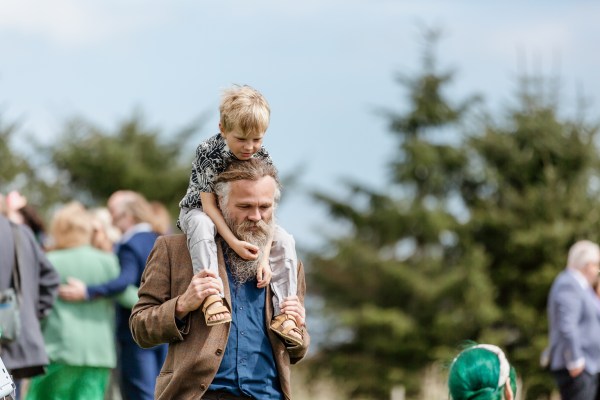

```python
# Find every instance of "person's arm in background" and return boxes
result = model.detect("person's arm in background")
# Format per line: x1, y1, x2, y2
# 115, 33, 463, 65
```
114, 285, 140, 309
59, 241, 141, 302
554, 282, 585, 376
20, 224, 59, 318
86, 242, 140, 299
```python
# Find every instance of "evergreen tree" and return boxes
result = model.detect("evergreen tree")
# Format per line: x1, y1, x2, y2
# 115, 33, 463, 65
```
463, 80, 600, 398
0, 116, 63, 209
307, 33, 600, 399
45, 112, 203, 214
307, 32, 499, 398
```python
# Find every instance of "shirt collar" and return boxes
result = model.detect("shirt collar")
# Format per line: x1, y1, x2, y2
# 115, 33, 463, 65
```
120, 222, 153, 243
568, 267, 591, 289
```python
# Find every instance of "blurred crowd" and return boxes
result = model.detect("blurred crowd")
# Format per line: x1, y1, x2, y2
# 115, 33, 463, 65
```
0, 190, 172, 400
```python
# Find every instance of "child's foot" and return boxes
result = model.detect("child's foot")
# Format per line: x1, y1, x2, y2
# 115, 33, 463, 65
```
202, 294, 232, 326
270, 314, 303, 347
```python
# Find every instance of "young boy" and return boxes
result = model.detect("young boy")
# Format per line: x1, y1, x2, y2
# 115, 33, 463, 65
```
178, 85, 303, 346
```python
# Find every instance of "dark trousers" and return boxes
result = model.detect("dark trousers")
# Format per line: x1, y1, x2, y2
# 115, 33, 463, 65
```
119, 340, 168, 400
552, 369, 599, 400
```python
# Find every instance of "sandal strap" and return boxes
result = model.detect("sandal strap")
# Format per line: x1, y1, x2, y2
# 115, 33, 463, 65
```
205, 305, 230, 318
202, 294, 223, 313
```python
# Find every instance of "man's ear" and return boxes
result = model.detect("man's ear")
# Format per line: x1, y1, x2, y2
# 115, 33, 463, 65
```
504, 382, 513, 400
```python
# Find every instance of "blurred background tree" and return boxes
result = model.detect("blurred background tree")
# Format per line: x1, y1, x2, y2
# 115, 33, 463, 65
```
307, 30, 600, 399
1, 111, 204, 225
0, 116, 64, 208
45, 112, 202, 211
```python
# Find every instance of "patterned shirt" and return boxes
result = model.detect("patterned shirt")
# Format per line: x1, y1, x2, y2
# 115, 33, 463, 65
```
178, 133, 273, 210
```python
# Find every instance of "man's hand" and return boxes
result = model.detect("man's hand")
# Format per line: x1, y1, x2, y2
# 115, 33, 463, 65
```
569, 365, 585, 378
175, 270, 224, 320
256, 259, 272, 288
58, 277, 88, 301
280, 295, 306, 328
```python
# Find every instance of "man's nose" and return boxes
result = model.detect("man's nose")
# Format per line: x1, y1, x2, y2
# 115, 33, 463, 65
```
247, 207, 261, 221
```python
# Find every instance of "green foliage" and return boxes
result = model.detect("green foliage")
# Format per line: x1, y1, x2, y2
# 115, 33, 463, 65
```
0, 118, 30, 186
1, 110, 204, 228
307, 32, 600, 399
0, 117, 64, 210
45, 112, 203, 216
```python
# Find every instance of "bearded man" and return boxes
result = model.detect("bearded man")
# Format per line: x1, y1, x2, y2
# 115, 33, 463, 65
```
130, 159, 309, 400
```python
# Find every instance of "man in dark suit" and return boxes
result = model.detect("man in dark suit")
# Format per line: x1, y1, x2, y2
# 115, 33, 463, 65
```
0, 205, 59, 399
547, 240, 600, 400
130, 159, 309, 400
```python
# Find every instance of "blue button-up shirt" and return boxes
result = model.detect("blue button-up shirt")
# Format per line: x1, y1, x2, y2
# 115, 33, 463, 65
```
209, 257, 283, 399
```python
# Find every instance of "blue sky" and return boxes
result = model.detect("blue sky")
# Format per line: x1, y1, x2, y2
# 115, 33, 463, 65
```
1, 1, 599, 251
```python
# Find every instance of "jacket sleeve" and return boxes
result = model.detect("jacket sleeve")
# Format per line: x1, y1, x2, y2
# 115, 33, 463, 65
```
87, 242, 140, 299
21, 225, 59, 319
553, 281, 584, 366
129, 236, 186, 348
288, 260, 310, 364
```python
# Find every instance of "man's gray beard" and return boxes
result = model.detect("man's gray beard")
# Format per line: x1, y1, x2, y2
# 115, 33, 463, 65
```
222, 209, 273, 286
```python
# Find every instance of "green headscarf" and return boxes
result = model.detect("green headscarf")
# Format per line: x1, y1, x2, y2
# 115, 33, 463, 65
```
448, 344, 517, 400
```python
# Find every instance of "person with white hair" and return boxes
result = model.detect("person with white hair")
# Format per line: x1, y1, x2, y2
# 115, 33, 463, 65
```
547, 240, 600, 400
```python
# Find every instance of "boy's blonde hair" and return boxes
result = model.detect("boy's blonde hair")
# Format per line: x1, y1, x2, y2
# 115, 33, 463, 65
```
220, 85, 270, 137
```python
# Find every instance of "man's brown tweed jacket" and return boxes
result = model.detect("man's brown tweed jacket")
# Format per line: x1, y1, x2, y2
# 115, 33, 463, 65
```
130, 234, 310, 400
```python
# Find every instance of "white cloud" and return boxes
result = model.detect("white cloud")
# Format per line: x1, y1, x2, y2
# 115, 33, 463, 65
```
0, 0, 171, 46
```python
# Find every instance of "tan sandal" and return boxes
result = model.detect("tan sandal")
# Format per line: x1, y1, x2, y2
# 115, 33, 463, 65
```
270, 314, 303, 347
202, 294, 232, 326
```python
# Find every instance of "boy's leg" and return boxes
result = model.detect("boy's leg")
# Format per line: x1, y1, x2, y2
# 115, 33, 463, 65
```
269, 226, 302, 346
269, 225, 298, 315
178, 208, 230, 325
178, 208, 218, 277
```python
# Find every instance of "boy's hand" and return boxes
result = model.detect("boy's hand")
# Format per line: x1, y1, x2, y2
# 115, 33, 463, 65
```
256, 260, 272, 288
232, 240, 260, 260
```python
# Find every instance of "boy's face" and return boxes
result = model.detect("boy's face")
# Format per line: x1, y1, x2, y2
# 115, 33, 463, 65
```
220, 124, 265, 160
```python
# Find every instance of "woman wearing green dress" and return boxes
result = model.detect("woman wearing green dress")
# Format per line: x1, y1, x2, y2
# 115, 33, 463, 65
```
26, 202, 137, 400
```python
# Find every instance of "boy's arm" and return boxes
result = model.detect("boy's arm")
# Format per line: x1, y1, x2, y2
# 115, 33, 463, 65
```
200, 192, 259, 260
256, 235, 273, 288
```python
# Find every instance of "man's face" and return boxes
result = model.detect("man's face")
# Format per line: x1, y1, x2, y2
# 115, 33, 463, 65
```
223, 176, 275, 241
221, 176, 276, 284
582, 251, 600, 285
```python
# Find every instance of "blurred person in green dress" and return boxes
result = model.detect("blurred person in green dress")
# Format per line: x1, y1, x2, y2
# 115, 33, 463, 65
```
25, 202, 137, 400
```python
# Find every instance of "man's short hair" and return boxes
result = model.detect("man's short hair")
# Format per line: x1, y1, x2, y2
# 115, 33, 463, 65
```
567, 240, 600, 270
214, 159, 281, 207
219, 85, 270, 137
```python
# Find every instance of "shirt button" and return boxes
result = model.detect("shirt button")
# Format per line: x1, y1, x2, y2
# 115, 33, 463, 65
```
215, 349, 223, 356
200, 384, 207, 390
241, 331, 245, 335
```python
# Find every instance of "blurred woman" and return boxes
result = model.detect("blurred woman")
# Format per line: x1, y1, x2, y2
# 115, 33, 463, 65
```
26, 202, 132, 400
90, 207, 121, 253
448, 343, 518, 400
